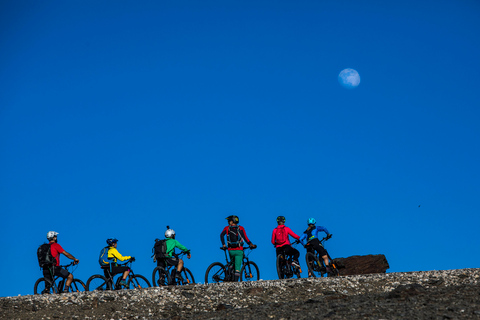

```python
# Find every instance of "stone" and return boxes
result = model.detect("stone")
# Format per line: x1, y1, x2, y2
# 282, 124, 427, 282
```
333, 254, 389, 275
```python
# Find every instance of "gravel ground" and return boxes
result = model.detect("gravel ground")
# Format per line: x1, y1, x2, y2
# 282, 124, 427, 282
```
2, 268, 480, 319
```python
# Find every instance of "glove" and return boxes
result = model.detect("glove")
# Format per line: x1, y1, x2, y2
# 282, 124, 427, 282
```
250, 244, 257, 249
130, 257, 136, 262
327, 234, 332, 239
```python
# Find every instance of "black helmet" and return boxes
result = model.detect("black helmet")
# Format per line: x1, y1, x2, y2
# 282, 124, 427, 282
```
226, 215, 239, 224
106, 238, 118, 246
276, 216, 286, 223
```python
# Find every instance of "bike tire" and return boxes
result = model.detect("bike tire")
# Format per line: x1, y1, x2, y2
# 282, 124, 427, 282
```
128, 274, 151, 289
305, 252, 320, 278
71, 279, 86, 292
240, 261, 260, 282
328, 263, 340, 277
86, 275, 110, 291
276, 254, 287, 279
179, 268, 195, 285
205, 262, 227, 284
34, 278, 56, 294
152, 266, 171, 287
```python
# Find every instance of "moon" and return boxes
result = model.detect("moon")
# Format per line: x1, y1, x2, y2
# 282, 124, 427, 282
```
338, 68, 360, 88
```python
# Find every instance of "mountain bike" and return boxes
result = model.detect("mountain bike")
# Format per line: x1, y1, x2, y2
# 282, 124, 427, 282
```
276, 241, 302, 279
86, 258, 151, 291
305, 235, 340, 277
34, 262, 86, 294
205, 246, 259, 283
152, 251, 195, 286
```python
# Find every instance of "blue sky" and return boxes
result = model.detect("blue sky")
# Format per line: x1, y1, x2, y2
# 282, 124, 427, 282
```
1, 0, 479, 297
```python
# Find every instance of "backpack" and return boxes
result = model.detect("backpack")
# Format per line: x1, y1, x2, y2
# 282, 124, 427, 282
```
99, 246, 111, 267
37, 243, 56, 268
227, 225, 244, 248
153, 239, 167, 260
274, 226, 288, 245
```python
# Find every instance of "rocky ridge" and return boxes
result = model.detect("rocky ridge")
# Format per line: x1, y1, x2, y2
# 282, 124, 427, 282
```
2, 268, 480, 319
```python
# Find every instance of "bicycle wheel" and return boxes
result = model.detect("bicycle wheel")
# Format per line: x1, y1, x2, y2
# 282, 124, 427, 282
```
305, 252, 320, 278
276, 255, 286, 279
86, 275, 110, 291
128, 274, 151, 289
240, 261, 260, 282
34, 278, 56, 294
152, 266, 171, 287
205, 262, 227, 284
179, 268, 195, 285
71, 279, 86, 292
328, 262, 340, 277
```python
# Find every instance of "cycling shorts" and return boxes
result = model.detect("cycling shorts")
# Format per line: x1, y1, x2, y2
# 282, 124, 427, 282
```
104, 266, 129, 277
165, 256, 179, 267
43, 266, 70, 280
306, 238, 328, 257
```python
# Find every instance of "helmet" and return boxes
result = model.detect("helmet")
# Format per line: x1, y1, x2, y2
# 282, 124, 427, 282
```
307, 218, 316, 225
276, 216, 286, 223
165, 229, 175, 238
226, 215, 239, 224
106, 238, 118, 246
46, 231, 59, 240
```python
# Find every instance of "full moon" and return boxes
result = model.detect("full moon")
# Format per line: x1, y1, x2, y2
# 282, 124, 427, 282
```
338, 68, 360, 88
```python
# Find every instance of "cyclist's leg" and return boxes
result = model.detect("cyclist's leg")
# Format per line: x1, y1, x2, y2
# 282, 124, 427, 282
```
177, 259, 184, 273
42, 267, 55, 292
284, 246, 300, 264
53, 268, 72, 292
229, 250, 243, 281
305, 245, 315, 276
165, 257, 180, 282
111, 266, 130, 287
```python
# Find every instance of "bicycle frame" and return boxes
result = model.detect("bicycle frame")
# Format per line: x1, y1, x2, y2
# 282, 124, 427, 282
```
306, 236, 339, 277
41, 262, 79, 293
103, 260, 138, 289
221, 247, 254, 280
157, 251, 191, 284
277, 242, 301, 278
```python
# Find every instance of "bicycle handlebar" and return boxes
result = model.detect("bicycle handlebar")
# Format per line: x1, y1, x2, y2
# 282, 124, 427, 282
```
220, 246, 256, 251
58, 262, 75, 268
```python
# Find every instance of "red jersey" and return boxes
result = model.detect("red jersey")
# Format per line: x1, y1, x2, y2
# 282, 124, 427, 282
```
220, 225, 252, 251
50, 242, 64, 266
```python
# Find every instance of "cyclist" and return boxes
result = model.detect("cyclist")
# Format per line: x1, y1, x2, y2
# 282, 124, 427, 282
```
220, 215, 257, 281
164, 228, 191, 282
105, 238, 134, 288
44, 231, 79, 293
299, 218, 332, 277
271, 216, 301, 269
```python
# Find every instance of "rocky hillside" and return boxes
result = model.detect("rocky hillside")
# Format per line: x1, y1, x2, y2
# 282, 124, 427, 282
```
2, 268, 480, 319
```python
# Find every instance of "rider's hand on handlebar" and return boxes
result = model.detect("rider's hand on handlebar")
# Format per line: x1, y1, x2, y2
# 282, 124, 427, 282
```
130, 257, 136, 262
73, 259, 79, 265
327, 234, 332, 239
187, 253, 191, 259
250, 244, 257, 249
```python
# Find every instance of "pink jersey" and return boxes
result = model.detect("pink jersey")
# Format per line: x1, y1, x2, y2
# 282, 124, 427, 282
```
271, 225, 300, 248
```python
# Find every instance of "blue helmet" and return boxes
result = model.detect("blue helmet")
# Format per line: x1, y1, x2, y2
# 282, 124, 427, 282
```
307, 218, 316, 225
106, 238, 118, 246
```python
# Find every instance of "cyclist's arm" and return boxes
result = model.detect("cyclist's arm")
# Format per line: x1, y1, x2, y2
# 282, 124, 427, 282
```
174, 240, 189, 253
299, 234, 307, 245
316, 226, 330, 237
286, 227, 300, 240
62, 251, 79, 264
220, 227, 227, 246
239, 227, 252, 246
109, 248, 131, 261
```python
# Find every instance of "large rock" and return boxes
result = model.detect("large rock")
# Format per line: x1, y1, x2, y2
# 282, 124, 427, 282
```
333, 254, 389, 275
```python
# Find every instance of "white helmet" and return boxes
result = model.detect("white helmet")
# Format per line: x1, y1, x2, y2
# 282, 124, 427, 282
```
46, 231, 59, 240
165, 229, 175, 238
